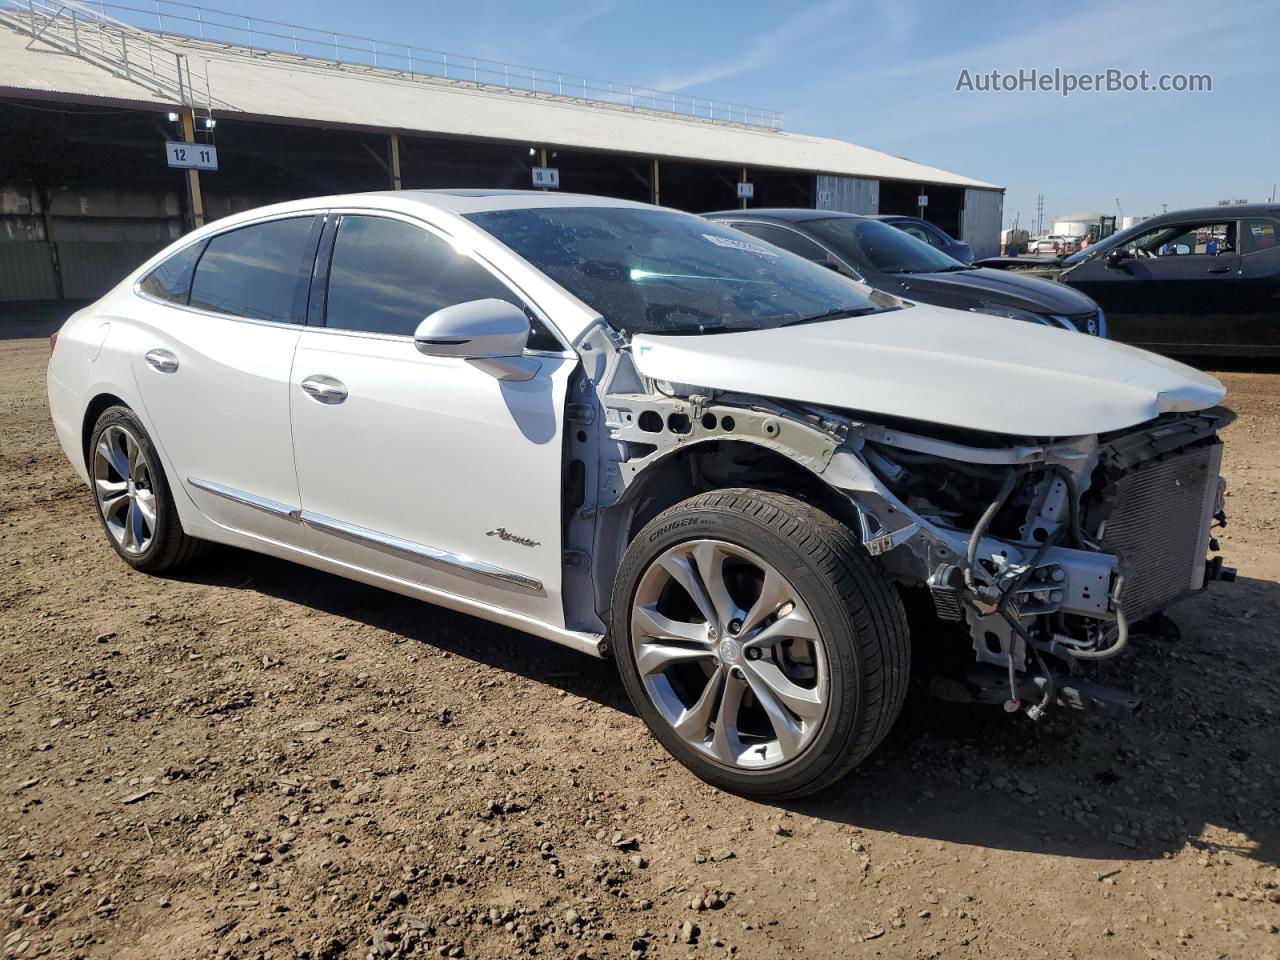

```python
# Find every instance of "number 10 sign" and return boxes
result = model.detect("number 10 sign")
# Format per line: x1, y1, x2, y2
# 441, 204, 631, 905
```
165, 141, 219, 171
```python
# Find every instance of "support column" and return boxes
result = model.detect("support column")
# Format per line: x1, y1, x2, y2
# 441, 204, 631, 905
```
651, 158, 660, 206
740, 165, 748, 209
389, 133, 403, 189
539, 147, 549, 191
180, 110, 205, 229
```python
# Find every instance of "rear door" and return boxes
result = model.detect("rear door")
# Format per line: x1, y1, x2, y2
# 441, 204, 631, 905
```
289, 210, 577, 626
1235, 217, 1280, 353
130, 213, 322, 541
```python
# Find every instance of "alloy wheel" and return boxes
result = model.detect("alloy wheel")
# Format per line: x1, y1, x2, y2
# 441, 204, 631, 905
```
93, 424, 156, 555
630, 539, 829, 770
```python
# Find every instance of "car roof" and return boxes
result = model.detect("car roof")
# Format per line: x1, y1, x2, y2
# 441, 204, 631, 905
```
703, 208, 862, 223
197, 189, 661, 227
1134, 203, 1280, 224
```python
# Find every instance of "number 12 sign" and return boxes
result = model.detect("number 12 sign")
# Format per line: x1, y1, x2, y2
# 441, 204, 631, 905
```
165, 141, 219, 171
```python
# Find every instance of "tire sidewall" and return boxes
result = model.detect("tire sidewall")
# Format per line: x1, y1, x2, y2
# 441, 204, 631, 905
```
613, 498, 867, 796
89, 407, 173, 570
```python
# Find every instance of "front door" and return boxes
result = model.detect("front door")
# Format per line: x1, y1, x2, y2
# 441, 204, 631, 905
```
288, 212, 575, 626
1066, 219, 1239, 353
130, 214, 321, 541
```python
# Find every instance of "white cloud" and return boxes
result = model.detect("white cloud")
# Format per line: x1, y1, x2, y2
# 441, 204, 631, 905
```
650, 0, 849, 92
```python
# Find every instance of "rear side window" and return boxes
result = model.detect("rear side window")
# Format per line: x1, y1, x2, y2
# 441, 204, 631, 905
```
1242, 219, 1279, 254
900, 224, 936, 246
728, 222, 828, 262
139, 240, 205, 304
189, 217, 317, 323
324, 214, 560, 348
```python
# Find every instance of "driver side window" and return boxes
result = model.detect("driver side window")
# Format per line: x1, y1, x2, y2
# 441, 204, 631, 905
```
1123, 221, 1235, 258
323, 214, 561, 349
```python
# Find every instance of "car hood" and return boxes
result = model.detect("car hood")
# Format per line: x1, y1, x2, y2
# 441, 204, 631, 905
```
897, 266, 1097, 316
630, 304, 1225, 437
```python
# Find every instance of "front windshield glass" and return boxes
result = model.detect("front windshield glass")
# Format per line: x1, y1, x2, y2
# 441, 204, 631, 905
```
805, 217, 968, 274
466, 206, 885, 337
1062, 225, 1134, 265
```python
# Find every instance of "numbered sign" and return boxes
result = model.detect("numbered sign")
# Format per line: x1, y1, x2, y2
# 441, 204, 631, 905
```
917, 194, 929, 207
531, 166, 560, 189
166, 141, 218, 171
736, 182, 754, 199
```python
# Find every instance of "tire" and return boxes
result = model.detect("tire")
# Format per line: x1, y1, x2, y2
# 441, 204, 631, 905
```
88, 405, 206, 573
612, 489, 909, 799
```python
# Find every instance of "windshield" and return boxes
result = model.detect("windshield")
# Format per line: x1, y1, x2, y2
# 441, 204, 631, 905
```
804, 217, 969, 274
1062, 224, 1136, 265
466, 206, 884, 336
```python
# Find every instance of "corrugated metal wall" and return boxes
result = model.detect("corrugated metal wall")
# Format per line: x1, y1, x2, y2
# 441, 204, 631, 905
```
961, 189, 1003, 260
57, 241, 164, 299
815, 175, 879, 214
0, 243, 59, 300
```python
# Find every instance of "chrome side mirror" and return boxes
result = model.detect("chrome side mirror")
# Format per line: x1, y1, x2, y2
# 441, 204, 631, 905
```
413, 299, 538, 381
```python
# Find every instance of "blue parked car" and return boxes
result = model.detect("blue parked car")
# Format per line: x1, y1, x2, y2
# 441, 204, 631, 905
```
871, 214, 973, 263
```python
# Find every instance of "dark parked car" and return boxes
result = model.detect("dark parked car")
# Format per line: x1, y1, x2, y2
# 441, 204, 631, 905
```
704, 209, 1105, 335
1049, 204, 1280, 357
871, 214, 973, 263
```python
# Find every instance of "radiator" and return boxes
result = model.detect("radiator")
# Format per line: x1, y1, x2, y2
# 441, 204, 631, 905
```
1099, 441, 1221, 622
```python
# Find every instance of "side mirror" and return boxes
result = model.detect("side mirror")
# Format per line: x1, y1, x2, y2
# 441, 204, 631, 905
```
1105, 248, 1131, 270
414, 299, 538, 381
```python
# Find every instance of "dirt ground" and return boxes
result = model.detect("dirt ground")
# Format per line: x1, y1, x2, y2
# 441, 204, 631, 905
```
2, 334, 1278, 960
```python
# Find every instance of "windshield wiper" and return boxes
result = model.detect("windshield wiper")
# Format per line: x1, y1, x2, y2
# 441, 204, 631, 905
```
778, 307, 879, 328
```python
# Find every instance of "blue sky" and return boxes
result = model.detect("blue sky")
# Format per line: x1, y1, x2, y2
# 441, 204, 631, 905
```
249, 0, 1276, 227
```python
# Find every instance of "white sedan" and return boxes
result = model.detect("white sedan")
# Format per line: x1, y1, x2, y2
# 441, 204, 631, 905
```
48, 190, 1232, 797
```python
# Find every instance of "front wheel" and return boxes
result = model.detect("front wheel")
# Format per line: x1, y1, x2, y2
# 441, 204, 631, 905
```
612, 489, 910, 799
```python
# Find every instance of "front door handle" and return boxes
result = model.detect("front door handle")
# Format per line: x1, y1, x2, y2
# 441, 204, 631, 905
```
143, 348, 179, 374
300, 375, 348, 405
1206, 265, 1232, 274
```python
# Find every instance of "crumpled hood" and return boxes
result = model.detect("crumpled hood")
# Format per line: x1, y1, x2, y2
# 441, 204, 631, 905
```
631, 304, 1226, 437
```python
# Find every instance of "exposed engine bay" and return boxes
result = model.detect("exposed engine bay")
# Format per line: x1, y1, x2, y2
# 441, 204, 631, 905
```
568, 324, 1235, 720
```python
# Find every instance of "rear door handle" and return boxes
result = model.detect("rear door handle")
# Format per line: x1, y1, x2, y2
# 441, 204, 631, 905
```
1206, 266, 1232, 274
143, 348, 179, 374
300, 375, 348, 404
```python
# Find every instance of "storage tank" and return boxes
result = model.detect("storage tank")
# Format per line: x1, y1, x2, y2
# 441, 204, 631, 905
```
1053, 211, 1106, 238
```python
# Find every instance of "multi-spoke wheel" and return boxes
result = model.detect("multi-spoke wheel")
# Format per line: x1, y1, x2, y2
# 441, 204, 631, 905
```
88, 406, 205, 572
631, 540, 828, 770
94, 423, 157, 555
613, 489, 910, 799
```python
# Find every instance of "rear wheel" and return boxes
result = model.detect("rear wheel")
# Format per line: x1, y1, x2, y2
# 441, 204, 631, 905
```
612, 489, 910, 798
89, 406, 205, 573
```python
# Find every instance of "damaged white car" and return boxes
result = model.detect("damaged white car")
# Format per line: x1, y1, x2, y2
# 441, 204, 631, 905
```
47, 191, 1235, 798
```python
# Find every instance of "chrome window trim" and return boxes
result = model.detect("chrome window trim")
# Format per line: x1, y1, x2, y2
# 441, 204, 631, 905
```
132, 205, 576, 356
300, 511, 544, 592
133, 209, 328, 325
187, 477, 301, 519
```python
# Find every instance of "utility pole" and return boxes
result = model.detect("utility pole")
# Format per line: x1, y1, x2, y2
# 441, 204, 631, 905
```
179, 109, 206, 229
1035, 193, 1044, 235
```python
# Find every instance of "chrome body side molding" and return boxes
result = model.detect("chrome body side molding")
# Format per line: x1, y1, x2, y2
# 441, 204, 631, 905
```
186, 479, 543, 592
188, 477, 301, 520
301, 511, 543, 592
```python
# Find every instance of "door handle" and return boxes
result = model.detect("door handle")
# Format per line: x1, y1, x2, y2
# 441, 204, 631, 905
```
300, 375, 348, 404
143, 348, 179, 374
1206, 265, 1232, 274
